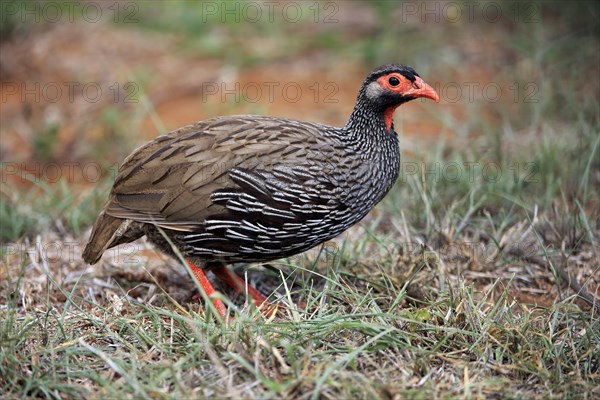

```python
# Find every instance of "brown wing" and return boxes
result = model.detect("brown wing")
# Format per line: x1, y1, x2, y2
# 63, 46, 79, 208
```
104, 115, 330, 232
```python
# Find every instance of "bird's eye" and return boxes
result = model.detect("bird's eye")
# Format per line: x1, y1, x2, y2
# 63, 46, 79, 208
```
389, 77, 400, 86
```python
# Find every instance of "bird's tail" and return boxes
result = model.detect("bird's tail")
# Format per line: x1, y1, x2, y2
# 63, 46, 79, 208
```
82, 211, 135, 264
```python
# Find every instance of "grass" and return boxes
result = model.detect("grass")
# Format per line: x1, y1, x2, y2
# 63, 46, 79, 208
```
1, 1, 599, 399
1, 245, 597, 398
0, 178, 111, 242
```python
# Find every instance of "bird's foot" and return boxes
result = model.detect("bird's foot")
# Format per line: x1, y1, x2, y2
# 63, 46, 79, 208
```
187, 260, 304, 320
186, 260, 228, 319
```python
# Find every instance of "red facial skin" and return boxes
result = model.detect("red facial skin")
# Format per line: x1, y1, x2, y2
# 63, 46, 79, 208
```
377, 73, 440, 131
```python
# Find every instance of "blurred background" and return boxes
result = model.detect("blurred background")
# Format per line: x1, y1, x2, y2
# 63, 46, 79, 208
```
1, 0, 598, 272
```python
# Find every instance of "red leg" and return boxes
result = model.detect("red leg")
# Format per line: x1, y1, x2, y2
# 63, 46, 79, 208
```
212, 266, 281, 317
211, 266, 269, 306
186, 259, 228, 318
212, 266, 308, 316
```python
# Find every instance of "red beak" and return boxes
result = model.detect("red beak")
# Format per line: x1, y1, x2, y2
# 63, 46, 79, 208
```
405, 76, 440, 103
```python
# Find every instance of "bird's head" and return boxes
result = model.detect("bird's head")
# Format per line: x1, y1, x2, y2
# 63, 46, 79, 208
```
359, 64, 440, 131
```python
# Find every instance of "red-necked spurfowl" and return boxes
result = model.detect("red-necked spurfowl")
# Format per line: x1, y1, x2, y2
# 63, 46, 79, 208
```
83, 64, 440, 318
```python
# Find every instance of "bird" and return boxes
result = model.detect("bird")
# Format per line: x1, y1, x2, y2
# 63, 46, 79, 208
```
83, 64, 440, 318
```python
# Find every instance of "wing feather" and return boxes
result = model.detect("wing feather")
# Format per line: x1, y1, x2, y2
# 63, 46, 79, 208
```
103, 115, 339, 232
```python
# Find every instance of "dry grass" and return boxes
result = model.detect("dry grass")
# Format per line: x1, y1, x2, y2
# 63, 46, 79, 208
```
1, 216, 598, 398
